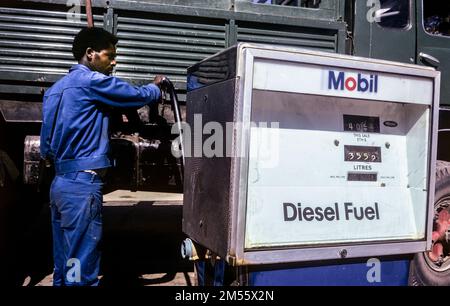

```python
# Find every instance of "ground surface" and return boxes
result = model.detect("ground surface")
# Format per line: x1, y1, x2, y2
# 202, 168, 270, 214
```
15, 190, 196, 286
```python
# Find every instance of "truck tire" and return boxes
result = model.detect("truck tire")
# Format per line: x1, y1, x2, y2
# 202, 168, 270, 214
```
409, 160, 450, 286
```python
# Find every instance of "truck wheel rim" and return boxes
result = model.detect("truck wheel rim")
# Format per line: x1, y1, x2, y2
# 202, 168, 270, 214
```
424, 196, 450, 272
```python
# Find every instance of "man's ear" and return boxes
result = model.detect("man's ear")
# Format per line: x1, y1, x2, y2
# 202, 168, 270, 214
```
85, 47, 95, 61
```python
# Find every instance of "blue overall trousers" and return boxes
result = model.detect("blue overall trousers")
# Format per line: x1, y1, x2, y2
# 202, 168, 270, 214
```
50, 171, 103, 286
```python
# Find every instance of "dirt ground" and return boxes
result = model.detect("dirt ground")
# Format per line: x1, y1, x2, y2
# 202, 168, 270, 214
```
9, 190, 196, 286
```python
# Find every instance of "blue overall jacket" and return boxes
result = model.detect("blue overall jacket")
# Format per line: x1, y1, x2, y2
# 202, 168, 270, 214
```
40, 64, 161, 175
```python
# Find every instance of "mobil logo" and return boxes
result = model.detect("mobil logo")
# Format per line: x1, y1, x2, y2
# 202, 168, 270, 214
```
328, 70, 379, 93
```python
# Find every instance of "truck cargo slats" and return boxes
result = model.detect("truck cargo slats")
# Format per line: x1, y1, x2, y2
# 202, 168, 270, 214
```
114, 14, 227, 90
237, 24, 337, 52
0, 6, 103, 84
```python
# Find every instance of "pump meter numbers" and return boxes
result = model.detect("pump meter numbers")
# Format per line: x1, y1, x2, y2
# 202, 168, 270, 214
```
343, 115, 380, 133
344, 145, 381, 163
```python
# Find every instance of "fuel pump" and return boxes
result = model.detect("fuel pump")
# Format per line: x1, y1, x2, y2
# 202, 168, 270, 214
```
181, 43, 440, 285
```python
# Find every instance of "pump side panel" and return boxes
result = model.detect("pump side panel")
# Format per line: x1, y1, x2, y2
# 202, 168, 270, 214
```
183, 78, 236, 257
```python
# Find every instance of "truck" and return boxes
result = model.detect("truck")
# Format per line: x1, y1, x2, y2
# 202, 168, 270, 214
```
0, 0, 449, 286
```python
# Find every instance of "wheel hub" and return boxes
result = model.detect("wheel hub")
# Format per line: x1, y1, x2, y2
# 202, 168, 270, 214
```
425, 197, 450, 272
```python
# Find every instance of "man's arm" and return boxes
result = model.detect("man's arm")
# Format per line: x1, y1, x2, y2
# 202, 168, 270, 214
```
89, 73, 162, 108
39, 96, 53, 160
40, 125, 50, 160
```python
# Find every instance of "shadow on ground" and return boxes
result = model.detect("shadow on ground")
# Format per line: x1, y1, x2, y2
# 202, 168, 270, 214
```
100, 201, 194, 286
3, 199, 194, 286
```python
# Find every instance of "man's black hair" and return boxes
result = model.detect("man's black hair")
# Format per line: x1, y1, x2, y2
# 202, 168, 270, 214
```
72, 27, 118, 61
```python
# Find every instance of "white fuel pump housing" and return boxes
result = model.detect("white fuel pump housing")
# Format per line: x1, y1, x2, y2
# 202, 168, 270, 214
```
183, 43, 440, 265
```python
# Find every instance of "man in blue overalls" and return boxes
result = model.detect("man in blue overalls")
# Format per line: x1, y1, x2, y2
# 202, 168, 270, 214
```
40, 27, 165, 286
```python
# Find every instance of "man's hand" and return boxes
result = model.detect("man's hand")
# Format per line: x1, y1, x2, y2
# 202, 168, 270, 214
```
153, 75, 170, 91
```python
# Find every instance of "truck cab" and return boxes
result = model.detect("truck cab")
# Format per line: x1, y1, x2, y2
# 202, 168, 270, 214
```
352, 0, 449, 104
350, 0, 450, 285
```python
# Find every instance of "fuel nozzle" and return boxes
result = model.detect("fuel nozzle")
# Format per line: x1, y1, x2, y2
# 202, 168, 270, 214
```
160, 77, 174, 92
